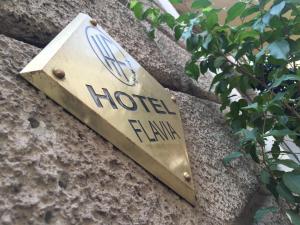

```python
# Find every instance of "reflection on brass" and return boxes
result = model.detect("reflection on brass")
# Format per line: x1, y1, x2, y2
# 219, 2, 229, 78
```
90, 19, 98, 26
183, 172, 191, 182
52, 68, 65, 80
171, 95, 176, 102
20, 13, 196, 205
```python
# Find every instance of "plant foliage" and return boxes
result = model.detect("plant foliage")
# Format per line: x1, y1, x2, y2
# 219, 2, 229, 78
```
130, 0, 300, 223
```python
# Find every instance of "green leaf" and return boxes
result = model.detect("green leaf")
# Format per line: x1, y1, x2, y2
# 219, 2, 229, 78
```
291, 23, 300, 35
275, 159, 299, 169
283, 173, 300, 195
249, 146, 260, 163
186, 35, 199, 52
240, 75, 250, 93
223, 151, 243, 166
130, 1, 144, 20
267, 179, 279, 199
206, 11, 218, 30
270, 15, 285, 30
207, 55, 217, 73
286, 210, 300, 225
260, 169, 271, 185
276, 181, 296, 203
159, 13, 176, 29
237, 128, 257, 143
270, 74, 300, 88
174, 25, 184, 41
200, 60, 208, 74
203, 33, 212, 49
278, 115, 288, 125
268, 40, 290, 60
237, 30, 259, 42
129, 0, 138, 9
214, 56, 226, 68
254, 207, 278, 223
143, 8, 159, 21
210, 72, 223, 90
191, 0, 211, 9
270, 1, 286, 16
241, 5, 259, 18
264, 129, 297, 137
185, 61, 200, 79
242, 102, 259, 110
169, 0, 182, 4
267, 104, 284, 115
226, 2, 247, 23
231, 118, 246, 132
272, 92, 286, 102
228, 101, 241, 115
271, 143, 280, 159
147, 28, 155, 40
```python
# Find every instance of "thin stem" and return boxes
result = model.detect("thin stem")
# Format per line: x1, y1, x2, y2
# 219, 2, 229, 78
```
223, 54, 267, 87
223, 54, 300, 120
260, 113, 273, 172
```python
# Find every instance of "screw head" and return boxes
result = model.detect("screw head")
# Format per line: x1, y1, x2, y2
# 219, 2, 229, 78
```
171, 95, 176, 102
52, 69, 65, 80
183, 172, 191, 182
90, 19, 98, 26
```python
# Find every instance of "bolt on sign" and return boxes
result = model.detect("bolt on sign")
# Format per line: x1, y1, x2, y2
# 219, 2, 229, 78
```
20, 13, 195, 204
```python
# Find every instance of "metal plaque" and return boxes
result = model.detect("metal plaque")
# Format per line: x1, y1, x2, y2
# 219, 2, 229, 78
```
20, 13, 195, 204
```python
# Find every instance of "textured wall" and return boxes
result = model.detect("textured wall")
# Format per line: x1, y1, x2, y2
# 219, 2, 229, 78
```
0, 34, 260, 225
0, 0, 290, 224
0, 0, 217, 102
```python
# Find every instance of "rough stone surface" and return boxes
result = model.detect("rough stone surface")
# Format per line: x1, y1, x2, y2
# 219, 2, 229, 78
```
0, 34, 265, 225
0, 0, 218, 102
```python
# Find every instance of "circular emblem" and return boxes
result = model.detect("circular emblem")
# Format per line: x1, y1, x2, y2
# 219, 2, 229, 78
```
86, 26, 136, 86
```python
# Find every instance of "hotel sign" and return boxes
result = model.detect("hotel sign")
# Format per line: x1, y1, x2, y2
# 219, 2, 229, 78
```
20, 13, 195, 204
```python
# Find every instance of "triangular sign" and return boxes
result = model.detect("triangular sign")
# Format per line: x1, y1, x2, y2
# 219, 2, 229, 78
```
20, 13, 195, 204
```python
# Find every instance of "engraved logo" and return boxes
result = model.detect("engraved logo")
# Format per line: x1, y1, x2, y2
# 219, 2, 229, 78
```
86, 26, 136, 86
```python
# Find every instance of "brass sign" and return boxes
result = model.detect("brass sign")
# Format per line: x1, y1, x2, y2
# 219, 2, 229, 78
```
20, 13, 195, 204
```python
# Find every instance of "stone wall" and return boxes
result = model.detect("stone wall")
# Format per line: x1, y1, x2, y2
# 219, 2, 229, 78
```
0, 0, 218, 103
0, 0, 290, 224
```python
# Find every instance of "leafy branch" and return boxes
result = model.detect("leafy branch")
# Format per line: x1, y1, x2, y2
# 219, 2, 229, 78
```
130, 0, 300, 223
